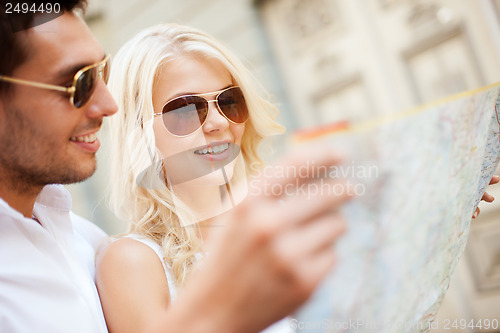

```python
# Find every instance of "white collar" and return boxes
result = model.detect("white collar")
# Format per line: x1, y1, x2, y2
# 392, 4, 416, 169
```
35, 184, 72, 211
0, 184, 72, 219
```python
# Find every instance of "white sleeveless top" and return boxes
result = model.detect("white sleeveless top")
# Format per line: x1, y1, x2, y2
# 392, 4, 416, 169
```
124, 233, 294, 333
124, 233, 179, 301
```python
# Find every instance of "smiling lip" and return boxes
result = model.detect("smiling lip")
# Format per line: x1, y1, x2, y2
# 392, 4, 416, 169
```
69, 131, 100, 153
194, 142, 232, 161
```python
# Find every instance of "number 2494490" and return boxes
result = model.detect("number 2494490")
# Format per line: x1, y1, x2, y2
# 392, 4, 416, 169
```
441, 319, 498, 330
5, 2, 61, 14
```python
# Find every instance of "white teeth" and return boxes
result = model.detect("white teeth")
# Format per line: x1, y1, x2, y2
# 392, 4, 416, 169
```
70, 132, 97, 143
195, 143, 230, 155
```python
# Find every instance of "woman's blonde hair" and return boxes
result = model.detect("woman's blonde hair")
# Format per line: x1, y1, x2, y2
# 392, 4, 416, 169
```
106, 23, 284, 285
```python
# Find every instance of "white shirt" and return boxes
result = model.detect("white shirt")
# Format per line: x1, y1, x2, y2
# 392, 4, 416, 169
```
0, 185, 108, 333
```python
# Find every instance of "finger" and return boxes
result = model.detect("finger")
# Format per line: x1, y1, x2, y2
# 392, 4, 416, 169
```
490, 175, 500, 185
278, 178, 353, 227
294, 248, 337, 294
275, 213, 346, 260
251, 145, 346, 197
472, 207, 479, 219
481, 192, 495, 202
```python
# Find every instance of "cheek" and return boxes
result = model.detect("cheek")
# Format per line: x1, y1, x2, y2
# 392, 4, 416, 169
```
16, 100, 74, 145
231, 123, 245, 145
153, 117, 178, 158
153, 117, 199, 158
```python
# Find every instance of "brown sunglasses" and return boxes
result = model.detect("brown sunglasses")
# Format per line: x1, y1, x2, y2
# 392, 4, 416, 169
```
154, 86, 249, 137
0, 55, 110, 108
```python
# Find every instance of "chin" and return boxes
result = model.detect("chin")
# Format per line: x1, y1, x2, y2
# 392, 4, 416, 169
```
201, 167, 235, 186
56, 159, 97, 184
175, 162, 236, 188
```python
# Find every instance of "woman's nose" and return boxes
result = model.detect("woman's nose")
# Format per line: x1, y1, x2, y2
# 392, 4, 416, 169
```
202, 100, 229, 134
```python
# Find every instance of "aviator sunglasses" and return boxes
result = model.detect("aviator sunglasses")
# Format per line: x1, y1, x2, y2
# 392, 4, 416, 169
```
0, 55, 110, 108
154, 86, 249, 137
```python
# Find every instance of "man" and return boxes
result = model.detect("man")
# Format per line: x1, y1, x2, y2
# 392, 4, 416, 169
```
0, 1, 116, 331
0, 1, 350, 332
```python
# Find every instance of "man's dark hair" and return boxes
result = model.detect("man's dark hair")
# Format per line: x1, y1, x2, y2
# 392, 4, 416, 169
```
0, 0, 88, 95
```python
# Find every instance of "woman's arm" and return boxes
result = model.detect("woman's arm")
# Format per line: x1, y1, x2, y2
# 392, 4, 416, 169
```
96, 238, 171, 333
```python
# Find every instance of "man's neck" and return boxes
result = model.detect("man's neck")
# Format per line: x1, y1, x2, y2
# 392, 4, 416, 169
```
0, 178, 43, 218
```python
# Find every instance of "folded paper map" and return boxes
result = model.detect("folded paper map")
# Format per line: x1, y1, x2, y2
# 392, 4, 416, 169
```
294, 84, 500, 333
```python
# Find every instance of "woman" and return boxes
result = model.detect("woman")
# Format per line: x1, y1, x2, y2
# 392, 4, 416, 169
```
96, 23, 292, 332
95, 23, 500, 333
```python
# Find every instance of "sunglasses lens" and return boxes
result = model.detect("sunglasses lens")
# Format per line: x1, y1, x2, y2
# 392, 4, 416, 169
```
73, 57, 109, 108
162, 96, 208, 136
73, 67, 98, 108
218, 87, 248, 123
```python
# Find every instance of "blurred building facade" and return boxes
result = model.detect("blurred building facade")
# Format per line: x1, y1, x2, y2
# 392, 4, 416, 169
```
68, 0, 500, 331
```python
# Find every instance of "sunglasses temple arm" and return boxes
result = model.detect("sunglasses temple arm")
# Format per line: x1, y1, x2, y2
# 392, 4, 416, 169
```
0, 75, 74, 94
